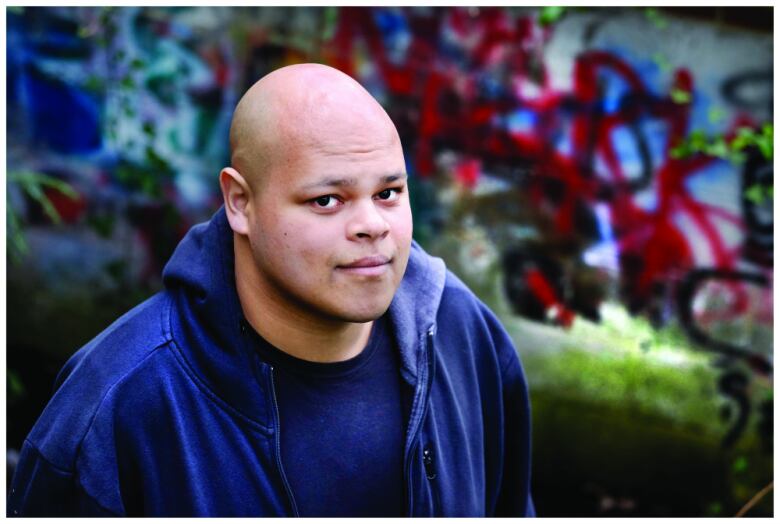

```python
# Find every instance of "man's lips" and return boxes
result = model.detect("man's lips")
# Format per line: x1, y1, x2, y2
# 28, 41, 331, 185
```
337, 255, 392, 276
339, 255, 391, 268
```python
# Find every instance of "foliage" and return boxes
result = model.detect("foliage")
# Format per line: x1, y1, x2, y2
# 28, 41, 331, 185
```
652, 52, 672, 73
644, 7, 669, 30
520, 317, 723, 432
538, 6, 567, 27
670, 87, 692, 104
7, 171, 79, 263
7, 369, 26, 405
671, 124, 774, 164
645, 8, 773, 215
731, 125, 773, 160
78, 7, 174, 199
670, 124, 774, 207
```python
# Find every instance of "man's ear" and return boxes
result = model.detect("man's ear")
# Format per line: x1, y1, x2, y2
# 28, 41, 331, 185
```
220, 167, 252, 235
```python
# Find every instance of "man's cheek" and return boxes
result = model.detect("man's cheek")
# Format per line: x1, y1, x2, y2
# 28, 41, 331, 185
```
392, 214, 414, 244
296, 232, 331, 263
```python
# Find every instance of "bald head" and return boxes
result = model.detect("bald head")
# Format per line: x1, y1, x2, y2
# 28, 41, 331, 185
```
229, 64, 401, 190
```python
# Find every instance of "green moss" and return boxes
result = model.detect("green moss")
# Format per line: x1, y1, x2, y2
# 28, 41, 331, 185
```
415, 229, 773, 515
523, 347, 721, 434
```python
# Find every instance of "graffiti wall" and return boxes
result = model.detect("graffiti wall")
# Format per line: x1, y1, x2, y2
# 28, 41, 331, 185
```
6, 6, 773, 516
323, 7, 773, 371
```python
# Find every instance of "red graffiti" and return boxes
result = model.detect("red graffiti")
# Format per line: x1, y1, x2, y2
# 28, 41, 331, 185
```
323, 7, 763, 328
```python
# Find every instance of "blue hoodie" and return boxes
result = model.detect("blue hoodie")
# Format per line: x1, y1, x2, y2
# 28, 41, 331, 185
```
8, 207, 534, 517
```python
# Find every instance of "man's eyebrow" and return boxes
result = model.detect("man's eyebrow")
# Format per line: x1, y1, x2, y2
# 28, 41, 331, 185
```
301, 177, 358, 190
382, 173, 408, 183
301, 173, 408, 191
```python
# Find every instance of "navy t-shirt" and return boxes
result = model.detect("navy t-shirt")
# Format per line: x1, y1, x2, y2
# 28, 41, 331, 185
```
250, 315, 406, 517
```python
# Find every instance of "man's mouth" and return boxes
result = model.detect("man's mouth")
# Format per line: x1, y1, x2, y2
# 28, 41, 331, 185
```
337, 255, 392, 276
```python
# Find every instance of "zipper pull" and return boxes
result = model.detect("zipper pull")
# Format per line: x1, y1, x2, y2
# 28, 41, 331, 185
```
423, 446, 436, 480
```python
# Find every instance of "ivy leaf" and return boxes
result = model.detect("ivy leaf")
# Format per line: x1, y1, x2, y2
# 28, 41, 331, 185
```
689, 130, 707, 150
731, 127, 755, 151
84, 75, 104, 93
88, 214, 117, 238
145, 146, 172, 174
707, 502, 723, 516
142, 121, 156, 138
7, 369, 26, 401
670, 88, 691, 104
322, 6, 339, 41
645, 7, 668, 30
669, 145, 687, 159
731, 125, 773, 160
8, 171, 79, 225
732, 456, 748, 473
707, 107, 724, 123
7, 206, 28, 260
728, 151, 746, 164
120, 75, 136, 89
744, 184, 766, 205
757, 125, 773, 159
652, 52, 671, 73
706, 138, 729, 159
539, 6, 567, 26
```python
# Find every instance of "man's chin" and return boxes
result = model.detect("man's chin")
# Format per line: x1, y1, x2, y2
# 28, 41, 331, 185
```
343, 309, 389, 324
331, 302, 391, 324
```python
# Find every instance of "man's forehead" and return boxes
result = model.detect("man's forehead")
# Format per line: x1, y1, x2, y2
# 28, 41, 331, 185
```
299, 173, 408, 191
231, 64, 405, 193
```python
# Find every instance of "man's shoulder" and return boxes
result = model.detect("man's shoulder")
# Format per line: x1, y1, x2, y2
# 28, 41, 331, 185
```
26, 291, 177, 471
406, 245, 517, 364
439, 269, 489, 318
59, 290, 174, 385
436, 269, 520, 372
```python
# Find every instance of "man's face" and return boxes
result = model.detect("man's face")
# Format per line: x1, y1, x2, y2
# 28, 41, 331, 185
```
245, 127, 412, 324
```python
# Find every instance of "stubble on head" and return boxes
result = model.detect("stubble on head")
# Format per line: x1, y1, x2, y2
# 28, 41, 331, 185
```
229, 64, 402, 192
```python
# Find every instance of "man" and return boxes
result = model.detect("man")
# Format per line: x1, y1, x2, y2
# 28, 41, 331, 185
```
8, 64, 534, 517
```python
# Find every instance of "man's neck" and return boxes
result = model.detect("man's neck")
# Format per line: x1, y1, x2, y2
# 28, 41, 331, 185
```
234, 234, 373, 363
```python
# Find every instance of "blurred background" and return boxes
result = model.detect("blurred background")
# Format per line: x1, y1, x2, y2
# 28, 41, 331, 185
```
6, 6, 773, 517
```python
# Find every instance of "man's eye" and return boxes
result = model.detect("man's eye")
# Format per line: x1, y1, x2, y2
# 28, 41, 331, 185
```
312, 195, 340, 209
376, 188, 400, 201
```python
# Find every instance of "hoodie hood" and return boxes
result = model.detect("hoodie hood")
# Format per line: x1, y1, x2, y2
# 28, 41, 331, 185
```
388, 237, 446, 384
162, 206, 446, 424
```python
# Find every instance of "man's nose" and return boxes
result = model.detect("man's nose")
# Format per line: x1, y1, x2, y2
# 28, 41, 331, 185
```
346, 200, 390, 241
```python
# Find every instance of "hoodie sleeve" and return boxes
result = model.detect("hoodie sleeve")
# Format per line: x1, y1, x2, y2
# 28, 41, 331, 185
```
479, 303, 535, 517
7, 441, 120, 517
495, 351, 536, 517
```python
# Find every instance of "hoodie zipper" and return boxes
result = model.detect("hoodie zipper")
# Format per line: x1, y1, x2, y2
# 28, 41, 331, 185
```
269, 365, 300, 517
423, 444, 441, 515
404, 328, 436, 516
